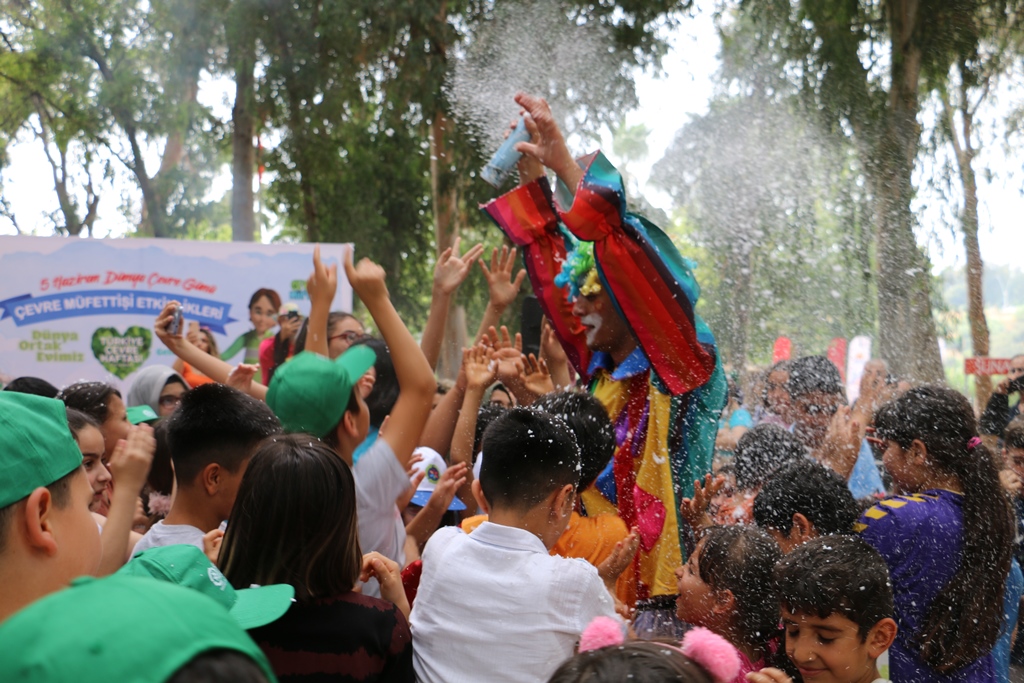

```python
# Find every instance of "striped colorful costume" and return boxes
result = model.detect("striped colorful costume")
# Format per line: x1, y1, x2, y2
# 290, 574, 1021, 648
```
483, 152, 726, 603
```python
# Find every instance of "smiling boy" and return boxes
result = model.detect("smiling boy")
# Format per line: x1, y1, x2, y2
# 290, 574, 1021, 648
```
767, 535, 897, 683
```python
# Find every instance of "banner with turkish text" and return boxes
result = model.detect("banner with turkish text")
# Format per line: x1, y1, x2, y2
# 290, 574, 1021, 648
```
0, 236, 353, 392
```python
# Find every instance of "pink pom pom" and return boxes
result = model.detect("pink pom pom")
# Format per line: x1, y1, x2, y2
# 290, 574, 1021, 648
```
579, 616, 626, 653
147, 492, 172, 517
680, 627, 740, 683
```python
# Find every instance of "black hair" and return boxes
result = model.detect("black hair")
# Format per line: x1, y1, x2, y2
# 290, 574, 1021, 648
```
1004, 417, 1024, 450
547, 641, 713, 683
733, 424, 805, 490
220, 434, 361, 601
753, 459, 858, 536
532, 391, 615, 491
2, 376, 59, 398
0, 468, 76, 553
57, 381, 122, 424
473, 403, 508, 457
873, 384, 1013, 672
786, 356, 844, 398
698, 526, 783, 662
65, 407, 101, 440
761, 360, 793, 408
775, 535, 893, 640
479, 408, 581, 511
164, 383, 281, 485
167, 649, 270, 683
353, 337, 397, 428
148, 420, 174, 495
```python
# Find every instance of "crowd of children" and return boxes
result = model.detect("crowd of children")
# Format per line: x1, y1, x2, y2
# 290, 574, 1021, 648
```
1, 93, 1022, 683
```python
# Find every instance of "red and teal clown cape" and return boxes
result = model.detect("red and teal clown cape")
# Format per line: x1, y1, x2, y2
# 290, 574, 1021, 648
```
482, 152, 727, 604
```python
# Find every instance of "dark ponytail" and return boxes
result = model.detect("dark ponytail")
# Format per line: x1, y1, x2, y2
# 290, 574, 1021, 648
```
873, 385, 1013, 672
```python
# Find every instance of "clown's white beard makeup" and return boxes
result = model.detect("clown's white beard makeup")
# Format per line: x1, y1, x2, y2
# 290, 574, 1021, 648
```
580, 313, 602, 347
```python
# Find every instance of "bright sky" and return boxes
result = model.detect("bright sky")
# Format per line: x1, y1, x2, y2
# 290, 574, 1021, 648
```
2, 3, 1021, 271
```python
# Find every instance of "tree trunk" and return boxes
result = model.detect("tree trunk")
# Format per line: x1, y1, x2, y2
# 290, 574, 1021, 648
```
430, 110, 465, 381
943, 73, 992, 408
874, 0, 944, 382
230, 37, 256, 242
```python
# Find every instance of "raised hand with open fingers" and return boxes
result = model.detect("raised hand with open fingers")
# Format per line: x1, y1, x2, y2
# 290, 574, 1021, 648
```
434, 236, 486, 296
598, 527, 640, 584
521, 353, 554, 398
479, 245, 527, 311
679, 473, 726, 532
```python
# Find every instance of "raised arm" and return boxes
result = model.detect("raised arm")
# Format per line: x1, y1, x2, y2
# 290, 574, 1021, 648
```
97, 425, 155, 574
155, 303, 268, 401
344, 249, 435, 469
473, 246, 527, 344
304, 245, 337, 358
422, 237, 484, 369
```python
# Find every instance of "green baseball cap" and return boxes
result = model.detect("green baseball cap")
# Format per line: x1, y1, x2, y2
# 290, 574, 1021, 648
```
118, 544, 294, 629
126, 404, 159, 425
0, 575, 277, 682
266, 347, 376, 438
0, 393, 82, 509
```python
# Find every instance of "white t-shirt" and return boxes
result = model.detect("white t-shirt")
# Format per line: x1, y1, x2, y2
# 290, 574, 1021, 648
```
411, 522, 620, 683
353, 437, 410, 597
130, 521, 205, 557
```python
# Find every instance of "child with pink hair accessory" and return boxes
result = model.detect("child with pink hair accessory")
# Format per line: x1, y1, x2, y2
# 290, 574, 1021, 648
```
555, 618, 792, 683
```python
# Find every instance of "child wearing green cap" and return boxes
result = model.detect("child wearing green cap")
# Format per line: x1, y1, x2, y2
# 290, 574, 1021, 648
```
0, 392, 102, 622
0, 574, 278, 682
267, 247, 435, 597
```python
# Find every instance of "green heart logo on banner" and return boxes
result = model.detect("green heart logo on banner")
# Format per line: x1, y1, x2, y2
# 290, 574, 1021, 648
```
91, 327, 152, 379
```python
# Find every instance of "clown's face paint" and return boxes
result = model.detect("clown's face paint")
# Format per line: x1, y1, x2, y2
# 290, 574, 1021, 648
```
580, 313, 603, 347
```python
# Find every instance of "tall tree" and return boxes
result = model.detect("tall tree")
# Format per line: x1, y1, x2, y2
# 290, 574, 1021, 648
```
735, 0, 1022, 380
929, 10, 1022, 406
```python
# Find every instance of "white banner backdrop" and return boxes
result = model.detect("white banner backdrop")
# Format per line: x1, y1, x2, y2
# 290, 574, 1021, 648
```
845, 335, 873, 404
0, 236, 353, 392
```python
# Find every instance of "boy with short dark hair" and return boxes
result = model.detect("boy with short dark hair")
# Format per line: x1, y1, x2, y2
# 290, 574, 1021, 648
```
410, 408, 620, 683
0, 392, 101, 622
132, 383, 281, 555
753, 459, 860, 553
762, 535, 898, 683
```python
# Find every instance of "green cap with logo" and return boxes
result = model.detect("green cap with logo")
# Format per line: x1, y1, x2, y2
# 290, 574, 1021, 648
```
118, 544, 294, 629
266, 347, 376, 438
126, 404, 159, 425
0, 393, 82, 509
0, 575, 278, 682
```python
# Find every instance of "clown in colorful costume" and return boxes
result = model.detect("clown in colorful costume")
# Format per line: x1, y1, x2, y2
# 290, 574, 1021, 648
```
481, 98, 726, 620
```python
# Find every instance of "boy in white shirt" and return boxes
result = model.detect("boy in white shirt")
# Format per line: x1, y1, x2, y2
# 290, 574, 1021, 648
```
411, 408, 621, 683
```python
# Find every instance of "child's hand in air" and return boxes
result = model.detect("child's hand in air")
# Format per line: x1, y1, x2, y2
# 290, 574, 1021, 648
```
203, 528, 224, 565
463, 345, 497, 391
344, 247, 389, 303
598, 527, 639, 585
479, 246, 526, 312
108, 424, 155, 495
519, 353, 554, 398
361, 552, 410, 618
679, 474, 725, 531
484, 325, 523, 386
306, 245, 338, 307
433, 236, 485, 296
154, 301, 185, 351
226, 363, 259, 394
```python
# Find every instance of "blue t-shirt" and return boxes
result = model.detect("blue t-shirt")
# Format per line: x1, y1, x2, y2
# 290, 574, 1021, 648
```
848, 439, 886, 499
857, 489, 998, 682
